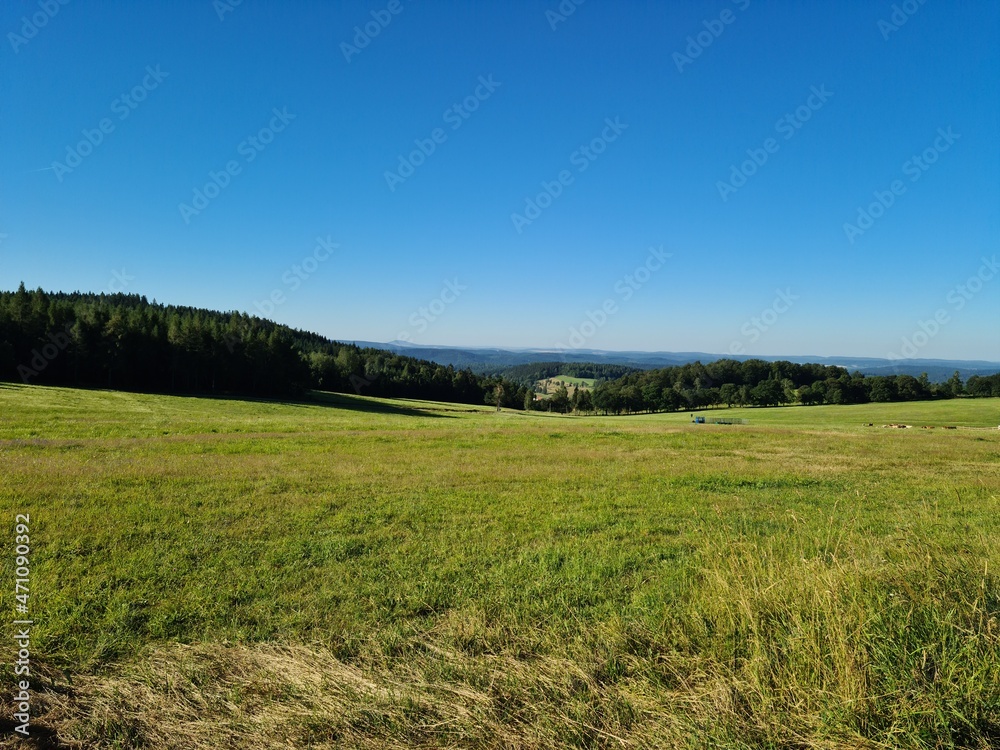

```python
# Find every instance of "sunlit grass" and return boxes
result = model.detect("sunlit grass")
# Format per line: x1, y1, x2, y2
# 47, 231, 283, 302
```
0, 384, 997, 748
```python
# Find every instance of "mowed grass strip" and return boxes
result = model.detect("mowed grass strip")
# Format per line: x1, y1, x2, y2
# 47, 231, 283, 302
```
0, 385, 998, 748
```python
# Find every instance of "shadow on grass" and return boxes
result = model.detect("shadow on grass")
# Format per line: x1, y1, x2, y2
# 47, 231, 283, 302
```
0, 382, 454, 419
305, 390, 453, 418
0, 717, 65, 748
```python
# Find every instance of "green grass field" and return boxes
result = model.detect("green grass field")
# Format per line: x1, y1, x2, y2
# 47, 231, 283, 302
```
553, 375, 597, 388
536, 375, 596, 395
1, 384, 998, 748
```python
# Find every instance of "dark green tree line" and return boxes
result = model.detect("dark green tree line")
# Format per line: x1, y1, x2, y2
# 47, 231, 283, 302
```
589, 359, 987, 415
0, 285, 529, 407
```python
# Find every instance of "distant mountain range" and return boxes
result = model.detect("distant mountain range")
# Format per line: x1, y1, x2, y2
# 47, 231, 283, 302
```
347, 341, 1000, 382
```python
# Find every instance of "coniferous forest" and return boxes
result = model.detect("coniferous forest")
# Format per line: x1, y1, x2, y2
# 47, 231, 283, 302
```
1, 284, 998, 412
0, 285, 530, 407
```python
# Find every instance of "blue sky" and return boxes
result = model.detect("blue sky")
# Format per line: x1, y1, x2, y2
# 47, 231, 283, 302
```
2, 0, 998, 360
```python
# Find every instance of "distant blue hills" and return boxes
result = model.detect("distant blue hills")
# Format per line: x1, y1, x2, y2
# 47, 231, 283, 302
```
346, 341, 1000, 382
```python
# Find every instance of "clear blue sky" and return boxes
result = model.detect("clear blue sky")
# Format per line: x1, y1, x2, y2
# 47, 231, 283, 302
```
3, 0, 998, 360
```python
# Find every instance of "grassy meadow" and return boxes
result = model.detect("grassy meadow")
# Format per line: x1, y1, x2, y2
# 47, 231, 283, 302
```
0, 383, 998, 748
536, 375, 596, 395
